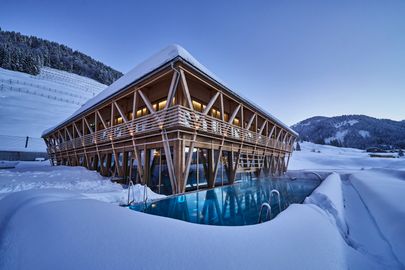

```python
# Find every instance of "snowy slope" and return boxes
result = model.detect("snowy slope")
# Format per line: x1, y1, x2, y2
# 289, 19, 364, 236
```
0, 67, 106, 152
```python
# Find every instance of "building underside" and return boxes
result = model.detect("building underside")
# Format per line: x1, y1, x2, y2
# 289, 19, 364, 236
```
43, 53, 297, 195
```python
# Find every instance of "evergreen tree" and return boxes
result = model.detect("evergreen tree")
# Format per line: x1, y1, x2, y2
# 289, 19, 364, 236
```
296, 142, 301, 151
0, 29, 122, 85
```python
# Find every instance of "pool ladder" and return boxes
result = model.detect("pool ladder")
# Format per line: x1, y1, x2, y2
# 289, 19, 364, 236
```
258, 203, 271, 223
127, 180, 135, 205
127, 180, 148, 206
270, 189, 282, 213
257, 189, 282, 223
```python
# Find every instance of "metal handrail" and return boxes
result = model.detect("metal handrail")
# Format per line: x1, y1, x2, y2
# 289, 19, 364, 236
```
257, 202, 272, 223
270, 189, 282, 213
127, 180, 135, 205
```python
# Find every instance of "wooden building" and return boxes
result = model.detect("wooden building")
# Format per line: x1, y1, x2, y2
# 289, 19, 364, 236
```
42, 45, 298, 195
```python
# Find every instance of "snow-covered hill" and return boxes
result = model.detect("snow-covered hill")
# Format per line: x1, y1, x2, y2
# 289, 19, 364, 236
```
0, 67, 106, 152
292, 115, 405, 150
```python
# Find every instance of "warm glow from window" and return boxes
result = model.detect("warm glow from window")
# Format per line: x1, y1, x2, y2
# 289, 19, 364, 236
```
192, 100, 202, 111
117, 117, 123, 124
158, 100, 167, 110
233, 118, 240, 126
136, 107, 148, 117
211, 108, 221, 119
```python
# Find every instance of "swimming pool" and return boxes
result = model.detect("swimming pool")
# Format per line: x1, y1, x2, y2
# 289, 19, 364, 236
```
129, 177, 321, 226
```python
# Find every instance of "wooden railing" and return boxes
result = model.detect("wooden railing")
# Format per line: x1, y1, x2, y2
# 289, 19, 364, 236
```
47, 106, 293, 153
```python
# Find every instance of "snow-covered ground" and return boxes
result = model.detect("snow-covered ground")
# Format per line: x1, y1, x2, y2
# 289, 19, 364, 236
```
0, 161, 163, 203
0, 67, 106, 152
0, 142, 404, 269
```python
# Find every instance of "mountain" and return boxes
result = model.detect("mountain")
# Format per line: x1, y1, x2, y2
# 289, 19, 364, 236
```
292, 115, 405, 150
0, 28, 122, 85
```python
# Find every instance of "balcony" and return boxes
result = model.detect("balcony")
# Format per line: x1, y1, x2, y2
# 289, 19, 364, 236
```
48, 106, 293, 153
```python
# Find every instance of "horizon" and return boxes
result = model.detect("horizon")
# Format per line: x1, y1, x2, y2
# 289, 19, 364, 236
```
1, 0, 404, 125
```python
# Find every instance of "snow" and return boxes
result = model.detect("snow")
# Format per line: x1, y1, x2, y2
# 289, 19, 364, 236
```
0, 161, 164, 203
0, 189, 346, 270
350, 171, 405, 265
0, 67, 105, 152
289, 141, 404, 171
0, 142, 404, 269
359, 130, 371, 138
305, 172, 347, 237
324, 130, 348, 144
43, 44, 297, 137
334, 119, 359, 128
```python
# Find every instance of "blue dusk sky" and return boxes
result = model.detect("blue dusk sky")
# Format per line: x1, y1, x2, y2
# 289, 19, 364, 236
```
1, 0, 404, 125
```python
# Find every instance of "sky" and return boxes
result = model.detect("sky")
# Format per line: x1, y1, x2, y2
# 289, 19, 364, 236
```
1, 0, 404, 125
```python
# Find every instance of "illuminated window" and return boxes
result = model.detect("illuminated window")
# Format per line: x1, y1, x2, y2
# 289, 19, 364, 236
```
117, 117, 123, 124
233, 118, 240, 126
224, 113, 229, 122
211, 108, 221, 119
158, 100, 167, 110
192, 100, 202, 112
136, 107, 148, 117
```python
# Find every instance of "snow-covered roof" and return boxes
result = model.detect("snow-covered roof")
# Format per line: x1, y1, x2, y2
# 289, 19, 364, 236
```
43, 44, 297, 137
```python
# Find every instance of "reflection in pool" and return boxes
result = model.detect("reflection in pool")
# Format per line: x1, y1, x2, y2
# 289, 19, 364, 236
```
129, 178, 321, 226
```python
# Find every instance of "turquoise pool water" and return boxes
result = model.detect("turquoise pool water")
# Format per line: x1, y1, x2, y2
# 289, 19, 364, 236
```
129, 178, 321, 226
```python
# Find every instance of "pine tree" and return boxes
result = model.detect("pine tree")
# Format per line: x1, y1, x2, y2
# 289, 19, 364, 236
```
296, 142, 301, 151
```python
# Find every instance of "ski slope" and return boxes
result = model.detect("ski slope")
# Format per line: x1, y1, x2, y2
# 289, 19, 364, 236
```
0, 67, 106, 152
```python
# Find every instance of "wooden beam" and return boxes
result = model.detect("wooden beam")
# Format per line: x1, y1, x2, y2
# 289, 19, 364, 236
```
258, 120, 267, 135
138, 89, 155, 114
73, 122, 82, 137
269, 125, 276, 139
96, 111, 107, 129
179, 69, 193, 109
83, 118, 93, 134
220, 93, 224, 122
165, 71, 179, 110
245, 113, 256, 130
114, 101, 128, 123
202, 92, 220, 116
110, 103, 115, 127
132, 91, 138, 119
65, 127, 73, 141
276, 128, 283, 141
228, 104, 241, 125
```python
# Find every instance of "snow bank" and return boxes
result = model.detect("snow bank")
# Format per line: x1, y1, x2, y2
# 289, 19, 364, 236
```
305, 173, 347, 236
0, 189, 346, 270
350, 171, 405, 266
0, 161, 164, 204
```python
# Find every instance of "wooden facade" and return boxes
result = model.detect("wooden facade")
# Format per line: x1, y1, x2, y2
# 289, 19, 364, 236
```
43, 48, 297, 195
